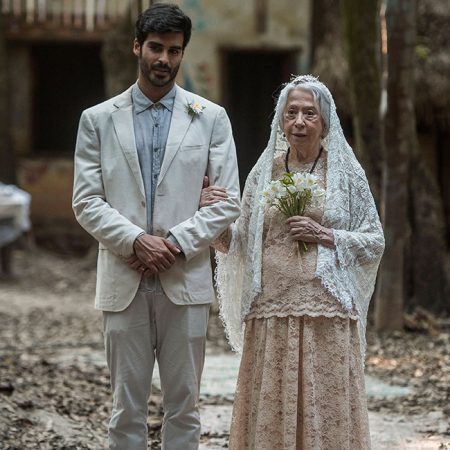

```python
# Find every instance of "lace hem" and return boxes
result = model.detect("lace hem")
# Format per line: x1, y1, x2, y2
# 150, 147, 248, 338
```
245, 309, 359, 321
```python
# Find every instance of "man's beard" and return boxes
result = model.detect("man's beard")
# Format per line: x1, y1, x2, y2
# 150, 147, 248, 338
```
139, 58, 180, 88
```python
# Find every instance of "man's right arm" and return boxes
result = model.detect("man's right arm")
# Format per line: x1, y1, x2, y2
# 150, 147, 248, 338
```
72, 110, 145, 257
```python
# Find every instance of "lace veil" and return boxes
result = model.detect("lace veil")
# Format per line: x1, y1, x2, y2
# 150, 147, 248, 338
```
215, 75, 385, 359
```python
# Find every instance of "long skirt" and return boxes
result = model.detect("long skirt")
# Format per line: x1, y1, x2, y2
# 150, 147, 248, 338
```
228, 315, 371, 450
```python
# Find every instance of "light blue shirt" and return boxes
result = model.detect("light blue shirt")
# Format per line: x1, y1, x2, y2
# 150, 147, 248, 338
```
132, 82, 176, 291
132, 82, 176, 231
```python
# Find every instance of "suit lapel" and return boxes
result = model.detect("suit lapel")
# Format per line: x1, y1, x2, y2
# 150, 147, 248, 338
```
112, 89, 145, 197
157, 86, 193, 186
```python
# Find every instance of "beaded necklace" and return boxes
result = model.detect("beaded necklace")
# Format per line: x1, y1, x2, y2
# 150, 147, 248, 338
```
284, 146, 323, 174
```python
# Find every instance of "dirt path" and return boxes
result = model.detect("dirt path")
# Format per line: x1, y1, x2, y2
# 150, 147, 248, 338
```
0, 249, 448, 449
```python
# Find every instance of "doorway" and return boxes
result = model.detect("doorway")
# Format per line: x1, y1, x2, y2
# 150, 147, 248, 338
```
31, 43, 105, 155
221, 49, 298, 188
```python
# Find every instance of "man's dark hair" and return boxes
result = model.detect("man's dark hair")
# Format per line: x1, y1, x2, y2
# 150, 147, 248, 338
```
135, 3, 192, 48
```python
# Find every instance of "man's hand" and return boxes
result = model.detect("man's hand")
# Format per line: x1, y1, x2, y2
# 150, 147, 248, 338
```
125, 254, 155, 276
199, 176, 228, 208
133, 234, 181, 273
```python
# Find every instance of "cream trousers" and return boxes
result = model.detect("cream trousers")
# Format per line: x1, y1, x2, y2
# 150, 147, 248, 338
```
103, 287, 210, 450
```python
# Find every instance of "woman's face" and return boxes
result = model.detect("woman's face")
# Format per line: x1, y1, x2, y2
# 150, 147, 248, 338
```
282, 88, 324, 153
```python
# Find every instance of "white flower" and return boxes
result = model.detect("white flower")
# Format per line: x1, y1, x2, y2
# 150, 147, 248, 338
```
186, 100, 205, 116
261, 189, 273, 205
261, 180, 285, 204
291, 172, 321, 194
304, 173, 318, 187
271, 181, 286, 199
292, 173, 306, 191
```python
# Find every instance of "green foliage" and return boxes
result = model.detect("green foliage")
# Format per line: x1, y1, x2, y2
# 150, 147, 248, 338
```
415, 44, 430, 60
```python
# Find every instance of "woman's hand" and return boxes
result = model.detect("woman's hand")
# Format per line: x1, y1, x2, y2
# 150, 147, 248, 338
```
286, 216, 335, 249
199, 176, 228, 207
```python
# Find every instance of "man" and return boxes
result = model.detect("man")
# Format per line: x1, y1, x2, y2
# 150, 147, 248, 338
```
72, 4, 240, 449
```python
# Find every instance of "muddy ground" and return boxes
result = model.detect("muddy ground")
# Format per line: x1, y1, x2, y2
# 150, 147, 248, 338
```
0, 247, 449, 449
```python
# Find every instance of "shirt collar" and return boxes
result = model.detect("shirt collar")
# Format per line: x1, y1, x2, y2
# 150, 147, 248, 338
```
132, 82, 177, 114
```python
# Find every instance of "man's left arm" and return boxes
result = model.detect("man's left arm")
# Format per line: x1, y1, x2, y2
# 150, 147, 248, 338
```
169, 107, 240, 261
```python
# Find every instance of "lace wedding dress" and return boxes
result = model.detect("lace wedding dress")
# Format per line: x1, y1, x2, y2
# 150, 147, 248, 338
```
228, 153, 371, 450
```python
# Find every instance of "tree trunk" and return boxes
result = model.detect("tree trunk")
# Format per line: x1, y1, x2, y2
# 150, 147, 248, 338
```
410, 138, 449, 313
375, 0, 417, 330
310, 0, 339, 68
101, 9, 137, 98
0, 16, 16, 184
341, 0, 383, 204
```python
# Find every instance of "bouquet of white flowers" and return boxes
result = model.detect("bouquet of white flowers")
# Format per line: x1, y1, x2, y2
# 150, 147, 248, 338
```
261, 172, 325, 252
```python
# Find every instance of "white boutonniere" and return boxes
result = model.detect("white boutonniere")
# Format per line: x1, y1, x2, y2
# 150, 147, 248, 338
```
186, 100, 206, 117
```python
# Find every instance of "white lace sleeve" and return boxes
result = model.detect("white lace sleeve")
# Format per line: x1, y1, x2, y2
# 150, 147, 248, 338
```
215, 162, 261, 352
235, 165, 260, 246
316, 152, 385, 361
333, 174, 385, 268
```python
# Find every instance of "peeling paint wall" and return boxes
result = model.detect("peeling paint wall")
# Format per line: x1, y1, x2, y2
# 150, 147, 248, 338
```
178, 0, 311, 101
18, 159, 76, 223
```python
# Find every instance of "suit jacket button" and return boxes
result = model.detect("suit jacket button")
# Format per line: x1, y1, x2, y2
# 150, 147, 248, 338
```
141, 201, 145, 207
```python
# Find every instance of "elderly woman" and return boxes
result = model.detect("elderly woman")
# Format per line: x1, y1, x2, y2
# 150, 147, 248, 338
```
202, 75, 384, 449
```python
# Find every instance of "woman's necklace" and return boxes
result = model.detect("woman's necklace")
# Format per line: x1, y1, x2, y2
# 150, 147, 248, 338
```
285, 146, 323, 174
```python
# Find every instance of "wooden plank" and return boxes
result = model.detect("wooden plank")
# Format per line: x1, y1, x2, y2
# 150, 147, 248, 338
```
37, 0, 46, 22
12, 0, 22, 17
73, 0, 82, 28
63, 0, 72, 27
1, 1, 12, 14
50, 0, 62, 26
26, 0, 35, 23
86, 0, 94, 30
96, 0, 105, 27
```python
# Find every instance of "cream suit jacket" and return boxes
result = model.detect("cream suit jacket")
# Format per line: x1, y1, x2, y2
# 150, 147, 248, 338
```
72, 85, 240, 311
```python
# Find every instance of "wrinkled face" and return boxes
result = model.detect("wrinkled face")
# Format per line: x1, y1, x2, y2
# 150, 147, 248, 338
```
133, 32, 184, 88
282, 88, 324, 152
